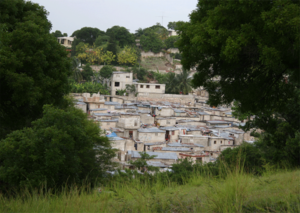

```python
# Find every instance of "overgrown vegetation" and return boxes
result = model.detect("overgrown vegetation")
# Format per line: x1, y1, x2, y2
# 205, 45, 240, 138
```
1, 158, 299, 212
69, 82, 109, 94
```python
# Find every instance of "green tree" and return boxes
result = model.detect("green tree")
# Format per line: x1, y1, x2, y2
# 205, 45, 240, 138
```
106, 26, 135, 48
0, 0, 71, 139
0, 104, 114, 191
164, 36, 180, 49
51, 30, 63, 37
100, 65, 114, 79
135, 28, 144, 38
177, 0, 300, 166
71, 27, 105, 45
165, 72, 179, 94
117, 46, 138, 65
82, 63, 94, 81
140, 29, 165, 53
129, 152, 159, 172
95, 35, 110, 48
71, 57, 82, 82
167, 21, 178, 30
176, 69, 192, 94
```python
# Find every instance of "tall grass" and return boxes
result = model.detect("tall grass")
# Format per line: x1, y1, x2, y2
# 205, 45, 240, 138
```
1, 161, 299, 213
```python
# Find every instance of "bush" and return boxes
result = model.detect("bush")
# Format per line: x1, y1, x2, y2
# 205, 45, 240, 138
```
0, 105, 115, 192
69, 82, 109, 94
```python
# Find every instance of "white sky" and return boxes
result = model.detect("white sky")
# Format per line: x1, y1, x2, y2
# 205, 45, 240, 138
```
31, 0, 198, 36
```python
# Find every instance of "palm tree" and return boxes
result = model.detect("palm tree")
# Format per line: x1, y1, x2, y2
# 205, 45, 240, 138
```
176, 69, 193, 95
165, 72, 179, 94
71, 57, 82, 83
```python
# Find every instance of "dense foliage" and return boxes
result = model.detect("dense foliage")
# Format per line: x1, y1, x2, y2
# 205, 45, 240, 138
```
177, 0, 300, 166
0, 0, 72, 139
71, 27, 105, 46
106, 26, 135, 48
70, 82, 109, 94
0, 105, 114, 191
140, 28, 165, 53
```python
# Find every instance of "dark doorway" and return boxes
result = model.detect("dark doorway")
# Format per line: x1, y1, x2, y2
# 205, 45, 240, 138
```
129, 131, 133, 139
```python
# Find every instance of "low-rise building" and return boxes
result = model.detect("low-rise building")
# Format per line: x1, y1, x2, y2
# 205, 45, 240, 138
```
137, 127, 166, 142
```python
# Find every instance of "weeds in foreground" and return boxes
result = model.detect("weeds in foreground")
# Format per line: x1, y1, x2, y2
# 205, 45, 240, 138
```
0, 159, 299, 213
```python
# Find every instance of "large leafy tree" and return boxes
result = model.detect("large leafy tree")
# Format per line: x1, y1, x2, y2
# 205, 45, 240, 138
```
0, 0, 71, 139
117, 46, 138, 65
71, 27, 105, 45
177, 0, 300, 165
0, 105, 114, 190
164, 35, 180, 49
106, 26, 135, 48
140, 28, 165, 53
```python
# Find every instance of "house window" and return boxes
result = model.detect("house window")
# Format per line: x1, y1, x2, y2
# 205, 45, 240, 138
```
155, 85, 160, 89
140, 85, 144, 88
172, 131, 175, 135
220, 141, 222, 144
126, 76, 130, 78
115, 82, 120, 87
60, 39, 65, 44
214, 141, 216, 144
116, 74, 120, 77
110, 82, 111, 86
146, 85, 150, 88
228, 141, 230, 144
167, 121, 170, 124
155, 133, 158, 136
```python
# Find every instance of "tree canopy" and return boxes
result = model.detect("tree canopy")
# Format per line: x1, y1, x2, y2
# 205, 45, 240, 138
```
0, 0, 71, 139
0, 104, 114, 190
167, 21, 178, 30
71, 27, 105, 45
106, 26, 135, 48
140, 28, 165, 53
177, 0, 300, 165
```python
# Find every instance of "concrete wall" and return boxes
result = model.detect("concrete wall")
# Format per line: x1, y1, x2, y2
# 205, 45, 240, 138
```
75, 104, 87, 113
117, 117, 140, 129
99, 121, 117, 130
179, 135, 209, 147
156, 118, 176, 127
110, 139, 126, 151
167, 48, 179, 53
123, 130, 138, 139
89, 103, 105, 109
137, 93, 195, 105
155, 108, 174, 117
112, 97, 124, 104
111, 72, 133, 95
138, 132, 165, 142
135, 83, 165, 94
140, 114, 154, 124
141, 51, 164, 58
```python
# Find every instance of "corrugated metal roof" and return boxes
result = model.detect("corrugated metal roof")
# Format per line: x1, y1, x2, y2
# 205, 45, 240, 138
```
109, 136, 125, 141
138, 127, 165, 133
147, 161, 169, 167
90, 108, 107, 111
159, 126, 180, 131
161, 147, 191, 151
104, 101, 121, 105
128, 150, 178, 160
168, 143, 204, 148
174, 109, 186, 113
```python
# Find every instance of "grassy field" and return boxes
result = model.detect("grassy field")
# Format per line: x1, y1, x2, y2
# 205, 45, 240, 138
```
1, 168, 299, 213
140, 57, 173, 71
